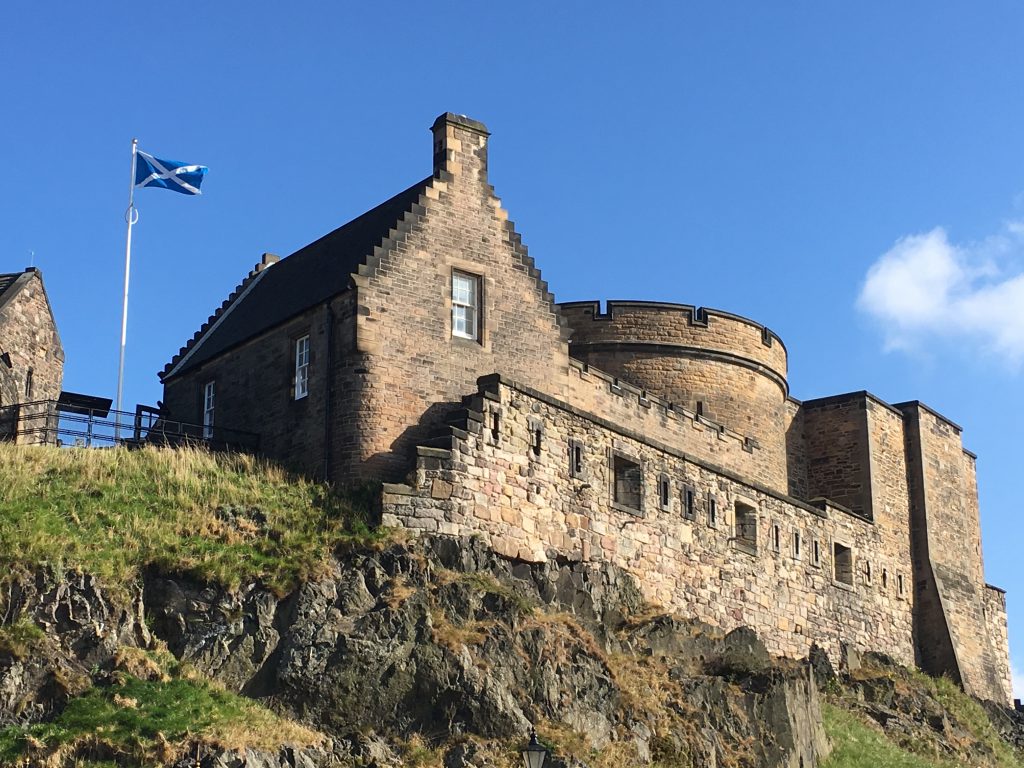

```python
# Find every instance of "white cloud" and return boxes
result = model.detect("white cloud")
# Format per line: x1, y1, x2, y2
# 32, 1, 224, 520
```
857, 221, 1024, 367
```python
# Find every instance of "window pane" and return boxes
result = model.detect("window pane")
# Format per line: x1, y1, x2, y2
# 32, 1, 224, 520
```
453, 273, 474, 305
453, 305, 468, 336
451, 272, 480, 340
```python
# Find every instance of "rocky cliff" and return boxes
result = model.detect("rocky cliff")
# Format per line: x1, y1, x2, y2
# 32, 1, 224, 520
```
2, 533, 1022, 767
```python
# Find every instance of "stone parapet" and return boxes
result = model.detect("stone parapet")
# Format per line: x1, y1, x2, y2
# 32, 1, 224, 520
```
560, 300, 789, 494
382, 374, 916, 671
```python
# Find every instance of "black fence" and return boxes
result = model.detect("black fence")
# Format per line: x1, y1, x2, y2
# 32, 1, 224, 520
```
0, 400, 260, 453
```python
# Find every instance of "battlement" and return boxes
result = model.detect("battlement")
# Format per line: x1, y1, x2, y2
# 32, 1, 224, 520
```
560, 300, 788, 391
560, 300, 791, 493
566, 357, 763, 453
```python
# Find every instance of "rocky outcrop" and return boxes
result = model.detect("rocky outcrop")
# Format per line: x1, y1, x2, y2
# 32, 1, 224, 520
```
4, 535, 1019, 767
140, 536, 829, 767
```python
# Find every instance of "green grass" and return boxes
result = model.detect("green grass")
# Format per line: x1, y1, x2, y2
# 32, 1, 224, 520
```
0, 675, 320, 765
0, 444, 382, 595
821, 703, 955, 768
917, 672, 1024, 768
0, 618, 45, 659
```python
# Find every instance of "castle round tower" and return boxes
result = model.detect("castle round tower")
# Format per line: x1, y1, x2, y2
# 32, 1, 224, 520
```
559, 300, 790, 492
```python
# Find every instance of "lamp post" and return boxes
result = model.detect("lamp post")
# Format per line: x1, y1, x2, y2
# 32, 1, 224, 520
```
522, 729, 548, 768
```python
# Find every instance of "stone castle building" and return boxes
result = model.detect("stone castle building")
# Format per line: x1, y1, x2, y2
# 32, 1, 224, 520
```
0, 267, 63, 441
160, 113, 1012, 704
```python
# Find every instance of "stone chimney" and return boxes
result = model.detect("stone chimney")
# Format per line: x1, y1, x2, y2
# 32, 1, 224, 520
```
431, 112, 490, 182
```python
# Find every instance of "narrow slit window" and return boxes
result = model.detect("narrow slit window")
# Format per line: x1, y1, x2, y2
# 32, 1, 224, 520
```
25, 367, 33, 399
772, 524, 781, 553
531, 427, 542, 457
491, 412, 501, 443
658, 476, 671, 510
897, 573, 905, 597
202, 380, 215, 440
882, 569, 889, 589
294, 335, 310, 400
812, 539, 821, 567
683, 485, 696, 520
708, 494, 718, 528
569, 442, 584, 477
866, 561, 873, 585
793, 530, 801, 560
451, 270, 480, 340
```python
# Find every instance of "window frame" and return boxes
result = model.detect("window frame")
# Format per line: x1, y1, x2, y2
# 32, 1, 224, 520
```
657, 474, 672, 512
568, 439, 585, 478
451, 269, 481, 341
294, 334, 310, 400
733, 498, 758, 555
833, 542, 854, 587
202, 380, 215, 440
707, 493, 718, 528
610, 451, 643, 515
682, 484, 696, 521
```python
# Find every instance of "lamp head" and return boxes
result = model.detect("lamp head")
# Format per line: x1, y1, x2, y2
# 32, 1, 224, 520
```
521, 729, 548, 768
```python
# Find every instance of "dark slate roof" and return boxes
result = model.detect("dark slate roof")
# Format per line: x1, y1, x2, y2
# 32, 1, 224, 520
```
0, 273, 20, 301
162, 176, 431, 380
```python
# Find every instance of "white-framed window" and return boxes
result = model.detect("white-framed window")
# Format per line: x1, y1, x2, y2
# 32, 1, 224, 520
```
202, 380, 215, 439
294, 335, 310, 400
451, 270, 480, 340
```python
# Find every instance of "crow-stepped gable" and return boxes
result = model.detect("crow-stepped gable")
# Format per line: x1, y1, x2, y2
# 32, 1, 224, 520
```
160, 113, 1012, 705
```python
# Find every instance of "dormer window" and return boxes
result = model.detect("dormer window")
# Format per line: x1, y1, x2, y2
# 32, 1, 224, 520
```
452, 270, 480, 340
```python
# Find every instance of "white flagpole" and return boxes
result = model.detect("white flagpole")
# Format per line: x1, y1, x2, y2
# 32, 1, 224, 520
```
115, 138, 139, 440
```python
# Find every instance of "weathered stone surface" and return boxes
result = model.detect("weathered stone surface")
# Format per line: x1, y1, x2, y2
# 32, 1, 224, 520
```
0, 268, 63, 444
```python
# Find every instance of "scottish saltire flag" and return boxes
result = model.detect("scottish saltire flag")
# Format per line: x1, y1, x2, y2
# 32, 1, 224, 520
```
135, 150, 208, 195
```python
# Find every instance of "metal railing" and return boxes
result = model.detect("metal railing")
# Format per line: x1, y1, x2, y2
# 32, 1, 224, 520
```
0, 400, 260, 452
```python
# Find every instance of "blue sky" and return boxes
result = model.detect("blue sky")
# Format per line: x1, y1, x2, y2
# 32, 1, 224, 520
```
2, 3, 1022, 693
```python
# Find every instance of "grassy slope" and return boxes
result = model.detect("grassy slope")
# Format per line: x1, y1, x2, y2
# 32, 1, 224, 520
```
0, 443, 377, 594
822, 663, 1024, 768
0, 651, 321, 765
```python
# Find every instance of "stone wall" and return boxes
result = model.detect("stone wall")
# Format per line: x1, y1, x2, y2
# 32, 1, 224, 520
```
801, 394, 873, 519
900, 402, 1011, 703
163, 292, 356, 479
561, 360, 784, 493
0, 269, 64, 445
984, 586, 1012, 704
344, 113, 571, 481
561, 301, 789, 495
381, 374, 917, 669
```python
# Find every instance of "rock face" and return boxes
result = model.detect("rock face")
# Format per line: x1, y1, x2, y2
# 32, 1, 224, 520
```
20, 533, 1024, 766
0, 571, 148, 725
140, 536, 829, 767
